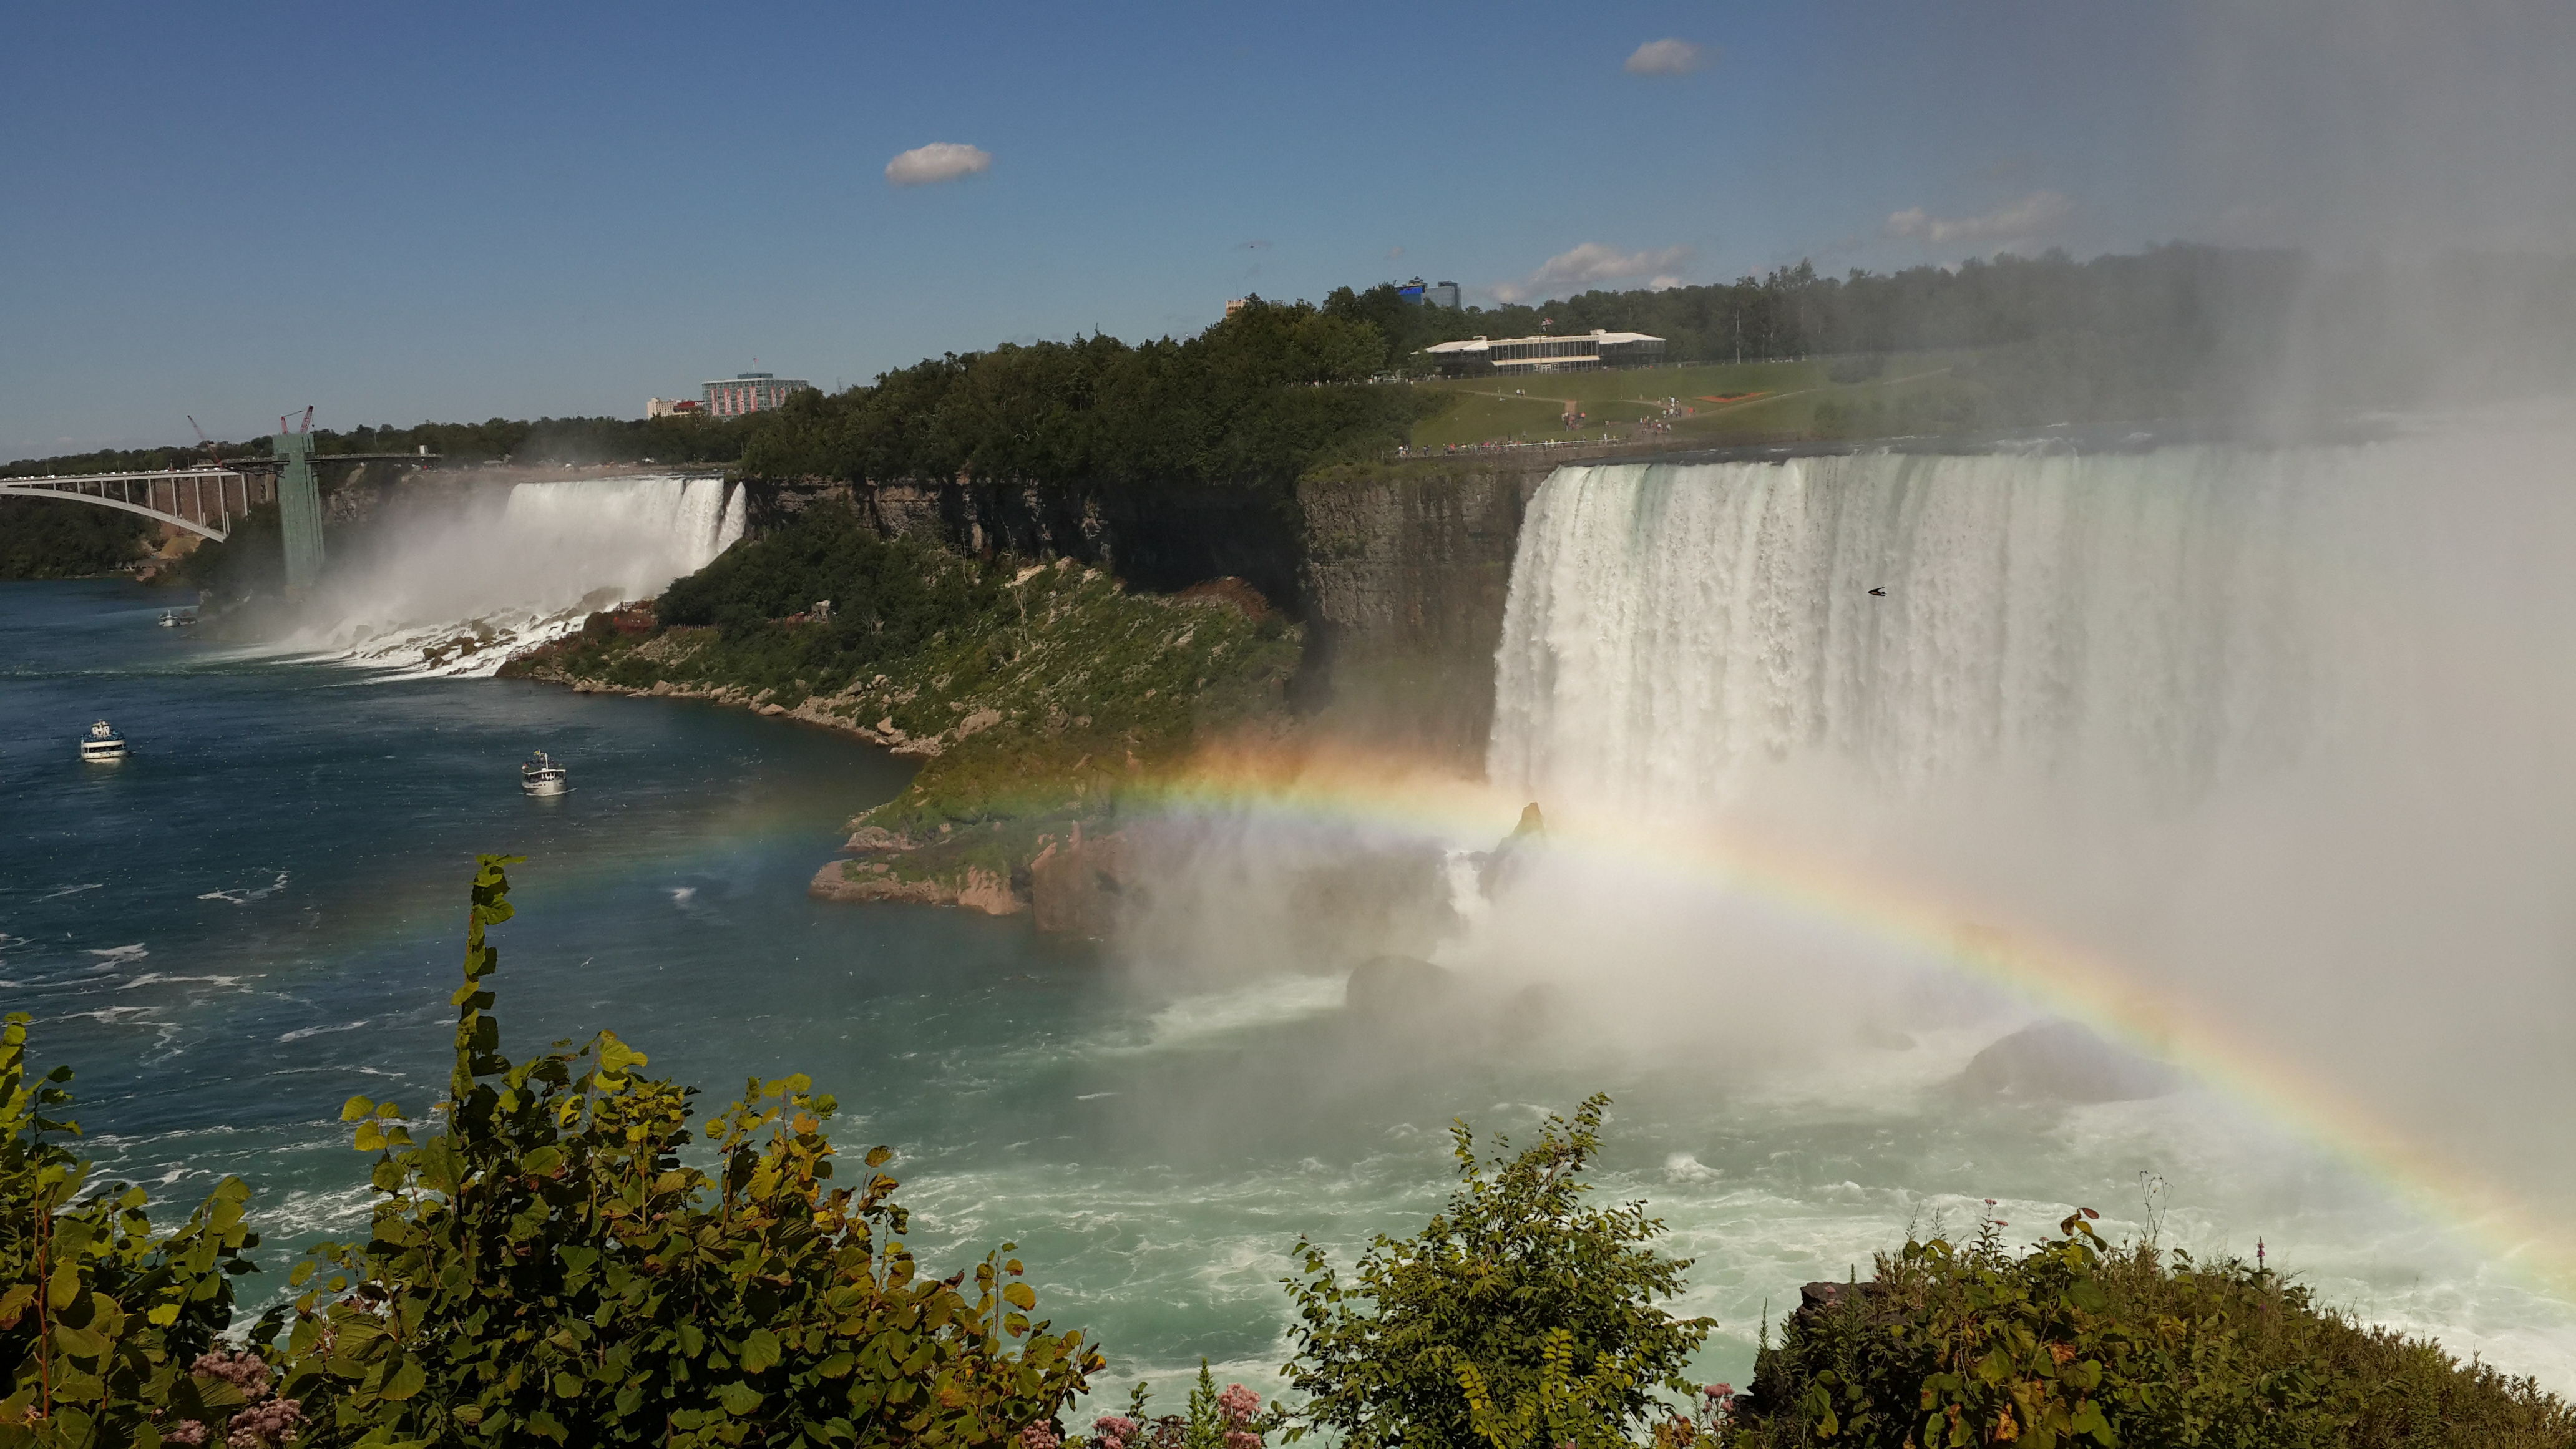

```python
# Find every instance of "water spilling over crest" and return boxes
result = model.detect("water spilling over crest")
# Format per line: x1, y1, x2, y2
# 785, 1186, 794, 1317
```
1483, 427, 2576, 1209
268, 474, 741, 678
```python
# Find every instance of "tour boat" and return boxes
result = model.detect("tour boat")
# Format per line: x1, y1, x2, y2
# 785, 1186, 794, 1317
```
80, 720, 128, 763
520, 750, 568, 796
157, 610, 197, 628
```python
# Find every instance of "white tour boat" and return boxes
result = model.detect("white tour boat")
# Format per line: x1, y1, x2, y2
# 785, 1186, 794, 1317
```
80, 720, 128, 763
520, 750, 569, 796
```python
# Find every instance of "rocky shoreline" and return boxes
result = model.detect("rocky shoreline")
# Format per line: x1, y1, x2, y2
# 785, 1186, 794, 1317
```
498, 553, 1305, 934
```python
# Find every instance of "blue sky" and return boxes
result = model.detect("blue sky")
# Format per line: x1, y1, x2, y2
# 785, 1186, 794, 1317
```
1, 1, 2561, 457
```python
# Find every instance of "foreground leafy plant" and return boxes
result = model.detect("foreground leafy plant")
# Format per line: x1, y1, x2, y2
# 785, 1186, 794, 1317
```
1279, 1094, 1710, 1449
282, 854, 1103, 1447
1727, 1209, 2576, 1449
0, 1016, 264, 1447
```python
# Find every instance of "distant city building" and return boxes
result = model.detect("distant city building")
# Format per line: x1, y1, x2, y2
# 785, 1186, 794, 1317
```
1398, 277, 1427, 303
1421, 329, 1666, 377
1224, 298, 1250, 318
646, 397, 705, 419
1425, 280, 1462, 308
700, 372, 809, 417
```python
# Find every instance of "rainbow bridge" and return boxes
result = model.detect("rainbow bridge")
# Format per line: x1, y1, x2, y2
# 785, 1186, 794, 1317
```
0, 468, 271, 541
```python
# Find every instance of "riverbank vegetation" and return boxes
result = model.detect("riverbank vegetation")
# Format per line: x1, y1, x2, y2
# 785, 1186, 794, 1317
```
4, 858, 2567, 1447
500, 506, 1302, 894
732, 298, 1428, 490
0, 499, 154, 579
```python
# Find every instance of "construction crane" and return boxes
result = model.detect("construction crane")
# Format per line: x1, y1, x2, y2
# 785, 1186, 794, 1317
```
186, 415, 220, 468
277, 406, 313, 436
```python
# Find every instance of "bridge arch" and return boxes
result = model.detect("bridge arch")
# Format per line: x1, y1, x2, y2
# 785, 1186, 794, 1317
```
0, 472, 257, 542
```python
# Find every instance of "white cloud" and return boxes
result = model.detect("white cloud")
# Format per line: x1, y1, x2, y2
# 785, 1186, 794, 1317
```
1492, 242, 1693, 303
884, 142, 993, 187
1883, 190, 2074, 247
1387, 245, 1405, 260
1624, 39, 1707, 76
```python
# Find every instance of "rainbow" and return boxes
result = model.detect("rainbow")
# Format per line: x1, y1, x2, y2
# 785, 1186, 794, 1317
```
1139, 743, 2576, 1300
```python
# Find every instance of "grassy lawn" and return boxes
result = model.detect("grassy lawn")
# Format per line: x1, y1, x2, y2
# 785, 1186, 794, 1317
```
1406, 353, 1974, 449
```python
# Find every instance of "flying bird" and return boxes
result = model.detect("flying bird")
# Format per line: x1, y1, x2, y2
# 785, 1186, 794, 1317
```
1867, 587, 1887, 597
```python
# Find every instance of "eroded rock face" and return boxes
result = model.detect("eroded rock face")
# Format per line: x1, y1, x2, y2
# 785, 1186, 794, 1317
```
1028, 827, 1129, 939
807, 859, 1024, 916
841, 826, 908, 856
1953, 1020, 2180, 1103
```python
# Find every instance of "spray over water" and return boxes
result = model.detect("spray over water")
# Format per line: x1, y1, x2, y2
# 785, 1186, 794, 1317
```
266, 474, 741, 678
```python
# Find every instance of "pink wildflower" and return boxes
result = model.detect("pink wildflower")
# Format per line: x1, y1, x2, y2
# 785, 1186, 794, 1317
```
1224, 1432, 1260, 1449
1704, 1383, 1733, 1400
1093, 1414, 1141, 1443
224, 1397, 305, 1448
1022, 1423, 1063, 1449
190, 1350, 275, 1401
165, 1423, 211, 1448
1216, 1385, 1261, 1427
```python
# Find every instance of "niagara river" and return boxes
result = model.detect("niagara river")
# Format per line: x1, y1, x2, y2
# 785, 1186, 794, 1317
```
7, 440, 2576, 1403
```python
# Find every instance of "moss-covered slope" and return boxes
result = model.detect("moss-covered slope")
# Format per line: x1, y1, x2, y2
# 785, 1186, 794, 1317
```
502, 519, 1300, 909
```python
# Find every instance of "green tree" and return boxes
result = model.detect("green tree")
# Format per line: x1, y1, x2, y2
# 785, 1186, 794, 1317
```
1280, 1095, 1710, 1449
282, 854, 1104, 1447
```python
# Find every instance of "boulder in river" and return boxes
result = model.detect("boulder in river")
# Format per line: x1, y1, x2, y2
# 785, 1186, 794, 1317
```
1952, 1019, 2180, 1103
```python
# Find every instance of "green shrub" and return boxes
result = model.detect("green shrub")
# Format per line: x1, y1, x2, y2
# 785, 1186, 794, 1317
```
0, 1017, 265, 1446
278, 854, 1105, 1447
1725, 1211, 2576, 1449
1279, 1095, 1711, 1449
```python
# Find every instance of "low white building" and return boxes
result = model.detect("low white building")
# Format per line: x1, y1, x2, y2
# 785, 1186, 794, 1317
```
1422, 329, 1665, 376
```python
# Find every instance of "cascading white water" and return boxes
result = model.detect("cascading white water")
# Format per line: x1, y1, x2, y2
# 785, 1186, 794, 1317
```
272, 474, 743, 678
1485, 422, 2576, 1202
1489, 447, 2330, 817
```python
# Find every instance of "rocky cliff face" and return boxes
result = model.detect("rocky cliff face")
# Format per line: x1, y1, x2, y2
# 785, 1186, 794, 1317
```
744, 462, 1559, 774
744, 476, 1302, 613
1292, 461, 1552, 770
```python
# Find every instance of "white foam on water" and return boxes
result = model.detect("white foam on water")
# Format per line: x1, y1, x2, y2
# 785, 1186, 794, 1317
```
198, 872, 289, 904
120, 973, 246, 991
85, 944, 148, 965
277, 1020, 368, 1043
39, 884, 104, 900
1125, 975, 1350, 1053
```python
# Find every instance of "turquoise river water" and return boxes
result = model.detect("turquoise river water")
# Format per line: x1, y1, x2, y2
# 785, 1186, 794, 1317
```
6, 575, 2574, 1403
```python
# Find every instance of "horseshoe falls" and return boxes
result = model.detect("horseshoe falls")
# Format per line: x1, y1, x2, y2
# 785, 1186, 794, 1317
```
1483, 424, 2576, 1246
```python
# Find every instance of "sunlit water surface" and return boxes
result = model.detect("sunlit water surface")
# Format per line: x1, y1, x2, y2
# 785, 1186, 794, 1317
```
5, 579, 2572, 1402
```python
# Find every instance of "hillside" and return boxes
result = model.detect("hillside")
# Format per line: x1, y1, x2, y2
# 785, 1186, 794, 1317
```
500, 509, 1302, 918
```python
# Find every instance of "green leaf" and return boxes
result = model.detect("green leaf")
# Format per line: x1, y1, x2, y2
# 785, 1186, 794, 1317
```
741, 1329, 782, 1373
342, 1095, 377, 1121
381, 1356, 428, 1402
1003, 1282, 1036, 1311
718, 1381, 765, 1415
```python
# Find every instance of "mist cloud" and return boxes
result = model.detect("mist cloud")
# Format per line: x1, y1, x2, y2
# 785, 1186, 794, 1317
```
1624, 39, 1707, 76
1493, 242, 1692, 303
1883, 190, 2074, 248
884, 142, 993, 187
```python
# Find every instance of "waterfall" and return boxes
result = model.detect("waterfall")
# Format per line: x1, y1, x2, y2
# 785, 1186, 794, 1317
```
276, 474, 743, 678
1488, 447, 2327, 817
1483, 424, 2576, 1191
